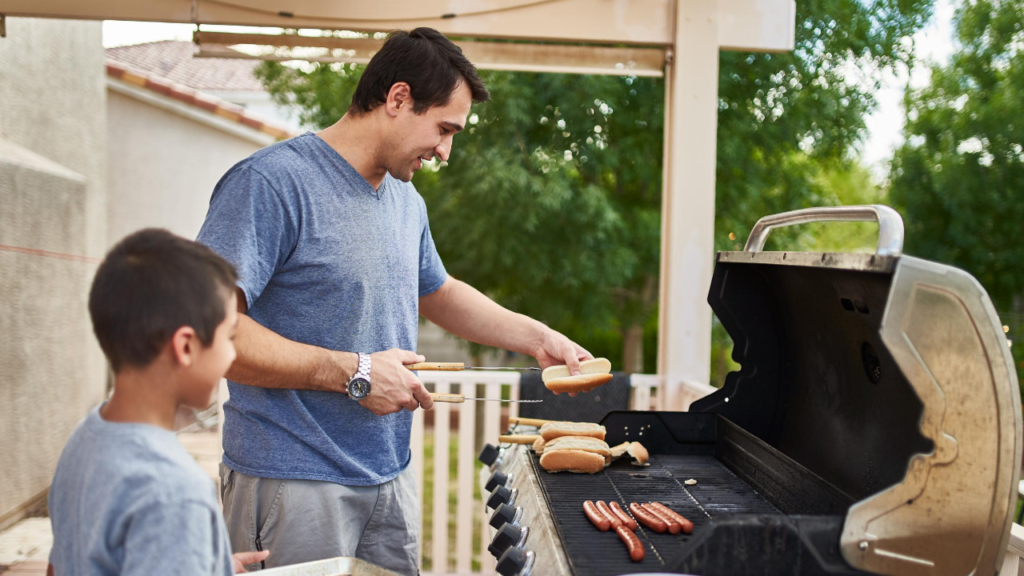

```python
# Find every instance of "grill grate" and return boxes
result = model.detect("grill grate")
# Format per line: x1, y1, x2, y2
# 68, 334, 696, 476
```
531, 452, 780, 575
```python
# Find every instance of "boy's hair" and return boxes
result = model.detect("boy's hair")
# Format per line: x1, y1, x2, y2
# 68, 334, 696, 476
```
349, 27, 490, 115
89, 229, 238, 372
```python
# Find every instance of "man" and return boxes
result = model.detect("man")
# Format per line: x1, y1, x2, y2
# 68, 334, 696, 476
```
198, 27, 591, 574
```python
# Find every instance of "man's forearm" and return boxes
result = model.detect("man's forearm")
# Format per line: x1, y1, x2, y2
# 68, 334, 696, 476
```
419, 277, 547, 356
227, 313, 357, 391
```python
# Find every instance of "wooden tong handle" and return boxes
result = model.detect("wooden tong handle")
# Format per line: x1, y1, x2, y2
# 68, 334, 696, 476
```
499, 434, 541, 444
407, 362, 465, 371
430, 393, 465, 403
509, 416, 556, 427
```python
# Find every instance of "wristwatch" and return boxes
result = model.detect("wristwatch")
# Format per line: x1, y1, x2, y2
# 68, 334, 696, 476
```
347, 353, 372, 400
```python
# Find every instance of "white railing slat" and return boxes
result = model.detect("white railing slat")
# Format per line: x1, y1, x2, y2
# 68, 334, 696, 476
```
455, 382, 476, 574
411, 407, 425, 569
432, 380, 451, 574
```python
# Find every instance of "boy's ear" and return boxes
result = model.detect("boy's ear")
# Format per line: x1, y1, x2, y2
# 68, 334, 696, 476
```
170, 326, 198, 367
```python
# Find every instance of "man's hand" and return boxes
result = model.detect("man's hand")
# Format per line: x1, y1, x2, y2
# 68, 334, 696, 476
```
532, 329, 594, 397
232, 550, 270, 573
359, 349, 435, 415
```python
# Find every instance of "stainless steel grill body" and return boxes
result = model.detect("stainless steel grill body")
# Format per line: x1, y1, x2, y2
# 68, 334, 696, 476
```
483, 207, 1021, 576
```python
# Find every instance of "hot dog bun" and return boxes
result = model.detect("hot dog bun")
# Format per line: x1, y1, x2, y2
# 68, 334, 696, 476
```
541, 358, 612, 383
540, 421, 607, 442
539, 450, 605, 474
545, 373, 614, 394
533, 437, 547, 454
543, 436, 611, 457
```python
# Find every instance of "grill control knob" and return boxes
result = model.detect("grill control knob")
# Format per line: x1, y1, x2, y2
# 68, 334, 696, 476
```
485, 471, 514, 493
486, 485, 518, 510
496, 547, 535, 576
488, 522, 529, 559
478, 443, 500, 466
489, 503, 523, 530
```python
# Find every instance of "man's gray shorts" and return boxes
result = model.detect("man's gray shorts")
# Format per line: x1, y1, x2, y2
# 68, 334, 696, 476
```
220, 464, 420, 575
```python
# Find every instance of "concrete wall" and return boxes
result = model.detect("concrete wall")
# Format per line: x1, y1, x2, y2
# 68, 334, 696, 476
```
106, 88, 265, 242
0, 18, 108, 529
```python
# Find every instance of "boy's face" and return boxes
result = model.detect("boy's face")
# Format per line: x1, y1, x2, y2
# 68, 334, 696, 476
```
180, 292, 238, 409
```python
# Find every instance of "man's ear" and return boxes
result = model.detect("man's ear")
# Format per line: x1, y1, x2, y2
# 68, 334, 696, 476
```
170, 326, 198, 367
385, 82, 412, 117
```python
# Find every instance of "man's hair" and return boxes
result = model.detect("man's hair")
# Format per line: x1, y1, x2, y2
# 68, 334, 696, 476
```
88, 229, 238, 372
349, 27, 490, 115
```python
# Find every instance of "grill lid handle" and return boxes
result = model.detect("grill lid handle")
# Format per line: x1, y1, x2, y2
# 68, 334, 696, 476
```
744, 205, 904, 257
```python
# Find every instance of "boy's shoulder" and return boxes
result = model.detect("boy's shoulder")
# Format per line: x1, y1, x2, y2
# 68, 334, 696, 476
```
54, 408, 217, 508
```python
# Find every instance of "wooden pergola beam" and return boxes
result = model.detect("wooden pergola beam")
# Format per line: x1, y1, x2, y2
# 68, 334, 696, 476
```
195, 31, 667, 76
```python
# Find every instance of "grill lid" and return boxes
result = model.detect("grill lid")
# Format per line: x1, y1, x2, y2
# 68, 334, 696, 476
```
691, 206, 1022, 575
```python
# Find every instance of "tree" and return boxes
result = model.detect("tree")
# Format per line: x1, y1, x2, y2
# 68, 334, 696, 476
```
256, 0, 934, 373
889, 0, 1024, 394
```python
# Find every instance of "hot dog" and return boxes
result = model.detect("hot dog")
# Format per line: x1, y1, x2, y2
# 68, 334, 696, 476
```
641, 503, 681, 535
647, 502, 694, 534
596, 501, 623, 530
609, 501, 638, 531
616, 525, 645, 562
583, 500, 610, 531
629, 502, 667, 533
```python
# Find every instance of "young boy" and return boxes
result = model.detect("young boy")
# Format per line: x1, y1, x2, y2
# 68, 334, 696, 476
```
47, 229, 269, 575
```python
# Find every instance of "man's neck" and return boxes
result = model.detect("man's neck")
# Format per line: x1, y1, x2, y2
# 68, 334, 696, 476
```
317, 114, 388, 191
100, 367, 181, 431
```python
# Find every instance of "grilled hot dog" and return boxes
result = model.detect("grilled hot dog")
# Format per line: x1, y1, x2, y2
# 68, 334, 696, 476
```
641, 503, 681, 535
583, 500, 610, 531
629, 502, 667, 533
616, 525, 645, 562
609, 501, 638, 531
648, 502, 694, 534
596, 501, 623, 530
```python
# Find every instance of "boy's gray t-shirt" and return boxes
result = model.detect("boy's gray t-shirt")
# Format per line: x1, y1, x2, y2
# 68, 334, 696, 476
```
49, 406, 233, 576
197, 132, 448, 486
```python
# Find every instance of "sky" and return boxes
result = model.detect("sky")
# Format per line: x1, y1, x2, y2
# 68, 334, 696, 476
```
103, 4, 958, 183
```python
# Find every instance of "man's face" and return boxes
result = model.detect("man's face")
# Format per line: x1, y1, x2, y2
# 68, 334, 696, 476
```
180, 292, 238, 409
383, 81, 473, 182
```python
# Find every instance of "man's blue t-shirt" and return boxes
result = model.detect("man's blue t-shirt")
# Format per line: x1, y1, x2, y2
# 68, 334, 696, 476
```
49, 406, 233, 576
197, 132, 448, 486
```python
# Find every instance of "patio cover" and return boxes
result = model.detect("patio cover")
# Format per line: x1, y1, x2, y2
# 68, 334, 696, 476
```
0, 0, 796, 406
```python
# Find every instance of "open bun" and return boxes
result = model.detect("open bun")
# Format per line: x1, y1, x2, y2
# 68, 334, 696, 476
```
539, 450, 606, 474
628, 442, 649, 465
545, 373, 614, 394
609, 441, 631, 460
542, 358, 612, 383
540, 421, 606, 442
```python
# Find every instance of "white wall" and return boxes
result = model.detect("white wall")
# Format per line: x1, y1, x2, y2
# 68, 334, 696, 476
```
0, 17, 108, 529
106, 89, 265, 243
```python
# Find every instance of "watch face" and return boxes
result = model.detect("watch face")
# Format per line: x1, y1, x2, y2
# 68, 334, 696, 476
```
349, 378, 371, 399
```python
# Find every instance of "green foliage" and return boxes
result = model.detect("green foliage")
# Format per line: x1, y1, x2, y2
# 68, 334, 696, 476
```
889, 0, 1024, 397
255, 0, 933, 373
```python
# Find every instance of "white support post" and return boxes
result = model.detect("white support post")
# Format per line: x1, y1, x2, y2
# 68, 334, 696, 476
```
657, 0, 720, 410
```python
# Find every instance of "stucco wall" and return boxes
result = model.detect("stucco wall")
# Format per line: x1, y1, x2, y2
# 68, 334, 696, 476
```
106, 89, 264, 242
0, 17, 107, 528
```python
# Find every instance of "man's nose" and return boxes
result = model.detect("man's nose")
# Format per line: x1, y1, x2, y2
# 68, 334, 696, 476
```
434, 141, 451, 163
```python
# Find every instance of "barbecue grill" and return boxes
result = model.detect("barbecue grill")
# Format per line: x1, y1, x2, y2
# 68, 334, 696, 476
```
479, 206, 1023, 576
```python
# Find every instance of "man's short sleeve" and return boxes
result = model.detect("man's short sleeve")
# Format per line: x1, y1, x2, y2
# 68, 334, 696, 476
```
417, 198, 448, 297
121, 501, 232, 576
197, 165, 297, 309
